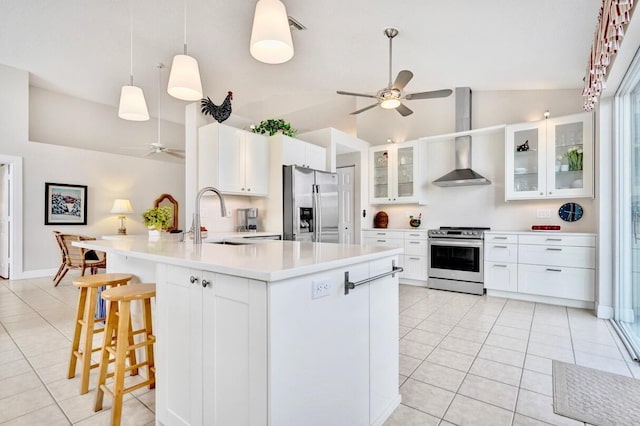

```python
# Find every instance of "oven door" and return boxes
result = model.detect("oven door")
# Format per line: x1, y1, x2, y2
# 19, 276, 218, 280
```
428, 238, 484, 283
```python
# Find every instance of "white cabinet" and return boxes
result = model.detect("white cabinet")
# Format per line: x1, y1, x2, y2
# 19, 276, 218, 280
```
484, 231, 596, 307
370, 140, 426, 205
199, 122, 269, 196
362, 229, 428, 284
278, 134, 327, 170
505, 112, 593, 200
156, 264, 267, 426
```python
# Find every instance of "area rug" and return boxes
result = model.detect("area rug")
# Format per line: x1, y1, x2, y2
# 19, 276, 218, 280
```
552, 360, 640, 425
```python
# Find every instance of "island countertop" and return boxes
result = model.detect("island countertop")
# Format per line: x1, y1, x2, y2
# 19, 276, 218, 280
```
74, 239, 403, 282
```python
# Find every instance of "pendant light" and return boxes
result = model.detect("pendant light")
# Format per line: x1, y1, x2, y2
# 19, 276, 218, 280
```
167, 0, 203, 101
118, 0, 149, 121
250, 0, 294, 64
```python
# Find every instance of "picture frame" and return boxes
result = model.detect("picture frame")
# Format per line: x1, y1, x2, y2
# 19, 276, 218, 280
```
45, 182, 88, 225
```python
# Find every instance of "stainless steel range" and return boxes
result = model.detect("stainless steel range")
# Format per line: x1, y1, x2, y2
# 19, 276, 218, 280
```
427, 227, 489, 295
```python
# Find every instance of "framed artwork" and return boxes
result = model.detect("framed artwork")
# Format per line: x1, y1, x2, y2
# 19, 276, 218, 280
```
45, 182, 88, 225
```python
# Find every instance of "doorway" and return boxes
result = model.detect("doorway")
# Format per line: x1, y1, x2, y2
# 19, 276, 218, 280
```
337, 166, 355, 244
0, 155, 22, 280
0, 164, 10, 278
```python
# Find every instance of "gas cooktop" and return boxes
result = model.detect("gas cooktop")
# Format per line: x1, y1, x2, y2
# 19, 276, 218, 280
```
427, 227, 490, 239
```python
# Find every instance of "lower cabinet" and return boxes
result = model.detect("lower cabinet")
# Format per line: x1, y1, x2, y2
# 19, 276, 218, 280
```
362, 229, 428, 284
484, 231, 596, 306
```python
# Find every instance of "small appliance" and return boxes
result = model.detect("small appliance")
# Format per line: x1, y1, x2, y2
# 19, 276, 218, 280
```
237, 208, 259, 232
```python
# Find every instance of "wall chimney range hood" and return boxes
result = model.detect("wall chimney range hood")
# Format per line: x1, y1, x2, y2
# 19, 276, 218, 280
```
433, 87, 491, 187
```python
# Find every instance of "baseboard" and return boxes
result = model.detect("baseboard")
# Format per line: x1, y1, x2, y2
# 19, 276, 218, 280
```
371, 394, 401, 426
595, 303, 614, 319
399, 278, 427, 287
486, 290, 595, 310
15, 268, 57, 280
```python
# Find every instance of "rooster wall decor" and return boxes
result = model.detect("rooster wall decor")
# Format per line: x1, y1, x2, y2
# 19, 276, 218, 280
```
201, 91, 233, 123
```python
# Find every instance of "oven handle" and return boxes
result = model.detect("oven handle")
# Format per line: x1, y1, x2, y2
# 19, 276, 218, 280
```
428, 238, 483, 248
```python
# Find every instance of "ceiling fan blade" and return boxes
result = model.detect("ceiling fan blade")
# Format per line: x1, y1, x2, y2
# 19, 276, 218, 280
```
396, 103, 413, 117
337, 90, 378, 99
350, 103, 379, 115
120, 146, 149, 151
405, 89, 453, 100
392, 70, 413, 90
143, 151, 155, 157
165, 151, 185, 158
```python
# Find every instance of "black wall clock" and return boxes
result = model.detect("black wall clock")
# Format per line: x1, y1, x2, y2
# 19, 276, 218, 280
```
558, 202, 583, 222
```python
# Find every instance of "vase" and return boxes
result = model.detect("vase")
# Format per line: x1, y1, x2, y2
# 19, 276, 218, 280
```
148, 228, 162, 241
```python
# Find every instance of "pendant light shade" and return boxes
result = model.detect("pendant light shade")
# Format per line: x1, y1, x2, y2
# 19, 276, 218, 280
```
167, 53, 203, 101
250, 0, 294, 64
118, 85, 150, 121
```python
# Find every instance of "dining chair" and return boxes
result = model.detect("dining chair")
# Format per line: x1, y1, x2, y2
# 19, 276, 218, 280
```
52, 232, 107, 286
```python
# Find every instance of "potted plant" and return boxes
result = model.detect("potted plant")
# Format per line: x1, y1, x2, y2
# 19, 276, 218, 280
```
250, 119, 297, 137
142, 206, 172, 240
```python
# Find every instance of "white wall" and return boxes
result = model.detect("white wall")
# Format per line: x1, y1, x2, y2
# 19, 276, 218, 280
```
0, 64, 185, 277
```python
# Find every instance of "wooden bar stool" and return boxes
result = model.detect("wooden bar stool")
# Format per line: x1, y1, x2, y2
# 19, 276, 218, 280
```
94, 284, 156, 426
68, 273, 135, 395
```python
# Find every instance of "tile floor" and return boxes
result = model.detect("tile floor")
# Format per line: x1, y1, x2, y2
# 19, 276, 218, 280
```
384, 285, 640, 426
1, 275, 637, 425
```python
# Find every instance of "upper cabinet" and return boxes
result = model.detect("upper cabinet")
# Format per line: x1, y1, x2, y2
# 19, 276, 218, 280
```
198, 123, 269, 197
370, 140, 426, 205
277, 134, 327, 171
505, 112, 593, 200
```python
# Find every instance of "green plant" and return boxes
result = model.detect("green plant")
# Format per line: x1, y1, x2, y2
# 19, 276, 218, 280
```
250, 119, 297, 137
142, 206, 172, 230
564, 147, 583, 171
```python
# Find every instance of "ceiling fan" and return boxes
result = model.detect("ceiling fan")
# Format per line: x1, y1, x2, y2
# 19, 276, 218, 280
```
121, 64, 185, 159
337, 28, 452, 117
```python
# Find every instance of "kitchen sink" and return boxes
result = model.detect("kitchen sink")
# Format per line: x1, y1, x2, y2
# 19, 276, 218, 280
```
207, 240, 253, 245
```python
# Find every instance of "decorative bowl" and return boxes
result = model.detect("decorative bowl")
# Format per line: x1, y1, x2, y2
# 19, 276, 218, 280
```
514, 167, 527, 174
409, 219, 421, 228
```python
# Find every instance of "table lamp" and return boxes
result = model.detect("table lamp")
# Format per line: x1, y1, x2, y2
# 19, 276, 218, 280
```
110, 199, 133, 235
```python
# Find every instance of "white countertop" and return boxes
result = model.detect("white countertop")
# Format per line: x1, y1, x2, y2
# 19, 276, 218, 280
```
74, 239, 403, 282
485, 230, 596, 236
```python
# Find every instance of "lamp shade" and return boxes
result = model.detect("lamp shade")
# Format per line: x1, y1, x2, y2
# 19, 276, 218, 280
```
380, 98, 401, 109
167, 54, 203, 101
110, 199, 133, 215
118, 85, 150, 121
250, 0, 294, 64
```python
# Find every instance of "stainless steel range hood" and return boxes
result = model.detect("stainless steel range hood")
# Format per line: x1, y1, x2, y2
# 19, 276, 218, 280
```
433, 87, 491, 187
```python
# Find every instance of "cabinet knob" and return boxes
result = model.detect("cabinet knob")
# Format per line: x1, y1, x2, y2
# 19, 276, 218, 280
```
189, 275, 198, 284
241, 188, 245, 191
539, 192, 543, 195
247, 188, 251, 192
201, 279, 210, 288
548, 191, 552, 195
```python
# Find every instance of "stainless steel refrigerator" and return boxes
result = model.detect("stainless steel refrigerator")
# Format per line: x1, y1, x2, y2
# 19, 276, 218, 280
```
283, 165, 339, 243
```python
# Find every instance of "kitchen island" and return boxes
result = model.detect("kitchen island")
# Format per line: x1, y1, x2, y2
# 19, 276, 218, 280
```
74, 238, 402, 426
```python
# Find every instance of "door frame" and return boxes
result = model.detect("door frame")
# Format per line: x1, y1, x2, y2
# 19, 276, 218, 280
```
337, 165, 355, 244
0, 155, 23, 279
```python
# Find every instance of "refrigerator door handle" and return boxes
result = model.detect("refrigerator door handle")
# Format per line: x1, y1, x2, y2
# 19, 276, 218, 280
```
312, 184, 319, 242
316, 184, 322, 242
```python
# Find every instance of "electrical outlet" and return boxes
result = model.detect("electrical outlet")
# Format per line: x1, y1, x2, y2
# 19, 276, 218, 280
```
312, 279, 331, 299
536, 208, 551, 218
226, 209, 232, 218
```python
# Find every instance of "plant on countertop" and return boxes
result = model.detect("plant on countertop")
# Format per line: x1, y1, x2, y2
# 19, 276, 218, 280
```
142, 206, 172, 230
564, 147, 583, 171
250, 119, 297, 137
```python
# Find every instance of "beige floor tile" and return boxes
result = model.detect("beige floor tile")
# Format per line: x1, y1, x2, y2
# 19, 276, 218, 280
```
448, 326, 488, 343
57, 386, 133, 424
0, 386, 56, 423
458, 374, 518, 411
523, 354, 553, 375
0, 370, 43, 399
27, 346, 71, 370
526, 341, 574, 363
529, 330, 573, 349
427, 347, 475, 372
403, 329, 445, 347
1, 403, 70, 426
399, 314, 422, 328
495, 316, 531, 330
456, 318, 495, 332
478, 345, 525, 368
520, 369, 552, 397
512, 413, 554, 425
426, 313, 463, 326
399, 354, 422, 376
135, 389, 155, 412
444, 394, 513, 426
383, 403, 440, 426
74, 398, 155, 426
574, 351, 632, 377
399, 325, 411, 339
570, 327, 617, 346
0, 358, 32, 381
572, 339, 624, 360
529, 323, 570, 337
469, 358, 522, 387
490, 324, 530, 341
399, 338, 434, 360
485, 333, 528, 352
415, 319, 454, 335
399, 378, 455, 419
410, 360, 466, 392
399, 374, 408, 387
0, 348, 23, 365
438, 335, 482, 357
516, 389, 583, 426
35, 360, 71, 384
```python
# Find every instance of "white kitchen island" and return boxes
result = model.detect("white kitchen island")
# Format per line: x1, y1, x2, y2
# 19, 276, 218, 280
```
74, 238, 402, 426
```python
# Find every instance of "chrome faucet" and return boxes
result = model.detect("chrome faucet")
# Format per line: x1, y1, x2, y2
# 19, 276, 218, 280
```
191, 187, 227, 245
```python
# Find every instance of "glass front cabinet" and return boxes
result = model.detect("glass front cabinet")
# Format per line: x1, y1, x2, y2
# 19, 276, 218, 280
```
370, 140, 426, 205
505, 112, 593, 200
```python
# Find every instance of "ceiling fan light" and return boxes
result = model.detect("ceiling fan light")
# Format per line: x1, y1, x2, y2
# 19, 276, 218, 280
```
380, 98, 401, 109
118, 85, 150, 121
250, 0, 294, 64
167, 54, 203, 101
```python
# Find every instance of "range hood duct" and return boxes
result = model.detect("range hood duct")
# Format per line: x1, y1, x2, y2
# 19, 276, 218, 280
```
433, 87, 491, 187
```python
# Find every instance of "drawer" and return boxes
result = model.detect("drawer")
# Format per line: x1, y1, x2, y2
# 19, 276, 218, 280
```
518, 234, 596, 247
484, 262, 517, 292
362, 230, 405, 239
485, 243, 517, 263
362, 237, 403, 248
404, 239, 428, 256
405, 231, 428, 241
517, 264, 595, 301
518, 244, 595, 268
484, 233, 518, 244
402, 255, 427, 281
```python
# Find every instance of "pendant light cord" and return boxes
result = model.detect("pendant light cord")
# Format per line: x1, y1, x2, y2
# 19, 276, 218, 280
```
128, 0, 134, 85
183, 0, 188, 54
